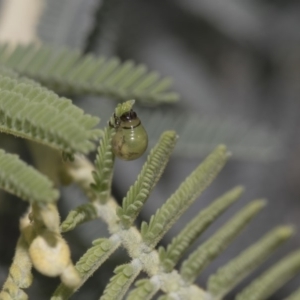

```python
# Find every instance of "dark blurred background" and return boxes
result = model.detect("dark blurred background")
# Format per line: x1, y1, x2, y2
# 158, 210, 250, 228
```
0, 0, 300, 299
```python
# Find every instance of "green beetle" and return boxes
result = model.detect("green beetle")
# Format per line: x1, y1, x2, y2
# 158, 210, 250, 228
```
110, 109, 148, 160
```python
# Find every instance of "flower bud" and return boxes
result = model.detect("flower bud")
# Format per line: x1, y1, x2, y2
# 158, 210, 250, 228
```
29, 230, 70, 277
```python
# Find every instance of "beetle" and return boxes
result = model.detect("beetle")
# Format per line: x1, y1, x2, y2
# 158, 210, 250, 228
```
110, 109, 148, 160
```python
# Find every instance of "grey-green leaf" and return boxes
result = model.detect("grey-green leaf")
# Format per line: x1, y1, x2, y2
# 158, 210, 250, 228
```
180, 200, 266, 284
0, 44, 179, 104
52, 237, 121, 300
159, 186, 244, 273
141, 145, 229, 248
208, 226, 294, 299
236, 250, 300, 300
0, 149, 59, 203
117, 131, 178, 228
139, 108, 282, 161
127, 278, 159, 300
60, 203, 98, 232
100, 263, 142, 300
91, 126, 115, 204
0, 70, 101, 154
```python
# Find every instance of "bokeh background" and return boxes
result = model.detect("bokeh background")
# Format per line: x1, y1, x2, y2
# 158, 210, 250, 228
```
0, 0, 300, 299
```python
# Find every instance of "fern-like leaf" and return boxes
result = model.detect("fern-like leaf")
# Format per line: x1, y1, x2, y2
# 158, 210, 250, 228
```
0, 149, 58, 203
91, 126, 115, 203
100, 262, 142, 300
236, 250, 300, 300
117, 131, 178, 228
127, 278, 159, 300
207, 226, 294, 299
138, 108, 282, 161
180, 200, 266, 284
159, 186, 244, 273
0, 235, 32, 300
0, 71, 101, 154
114, 99, 135, 117
141, 145, 229, 248
60, 203, 98, 232
0, 44, 179, 104
51, 237, 121, 300
37, 0, 92, 49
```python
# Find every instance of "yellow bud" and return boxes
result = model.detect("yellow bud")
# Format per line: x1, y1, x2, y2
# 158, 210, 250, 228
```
39, 203, 60, 232
29, 230, 70, 277
31, 203, 60, 232
0, 291, 21, 300
60, 264, 81, 288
